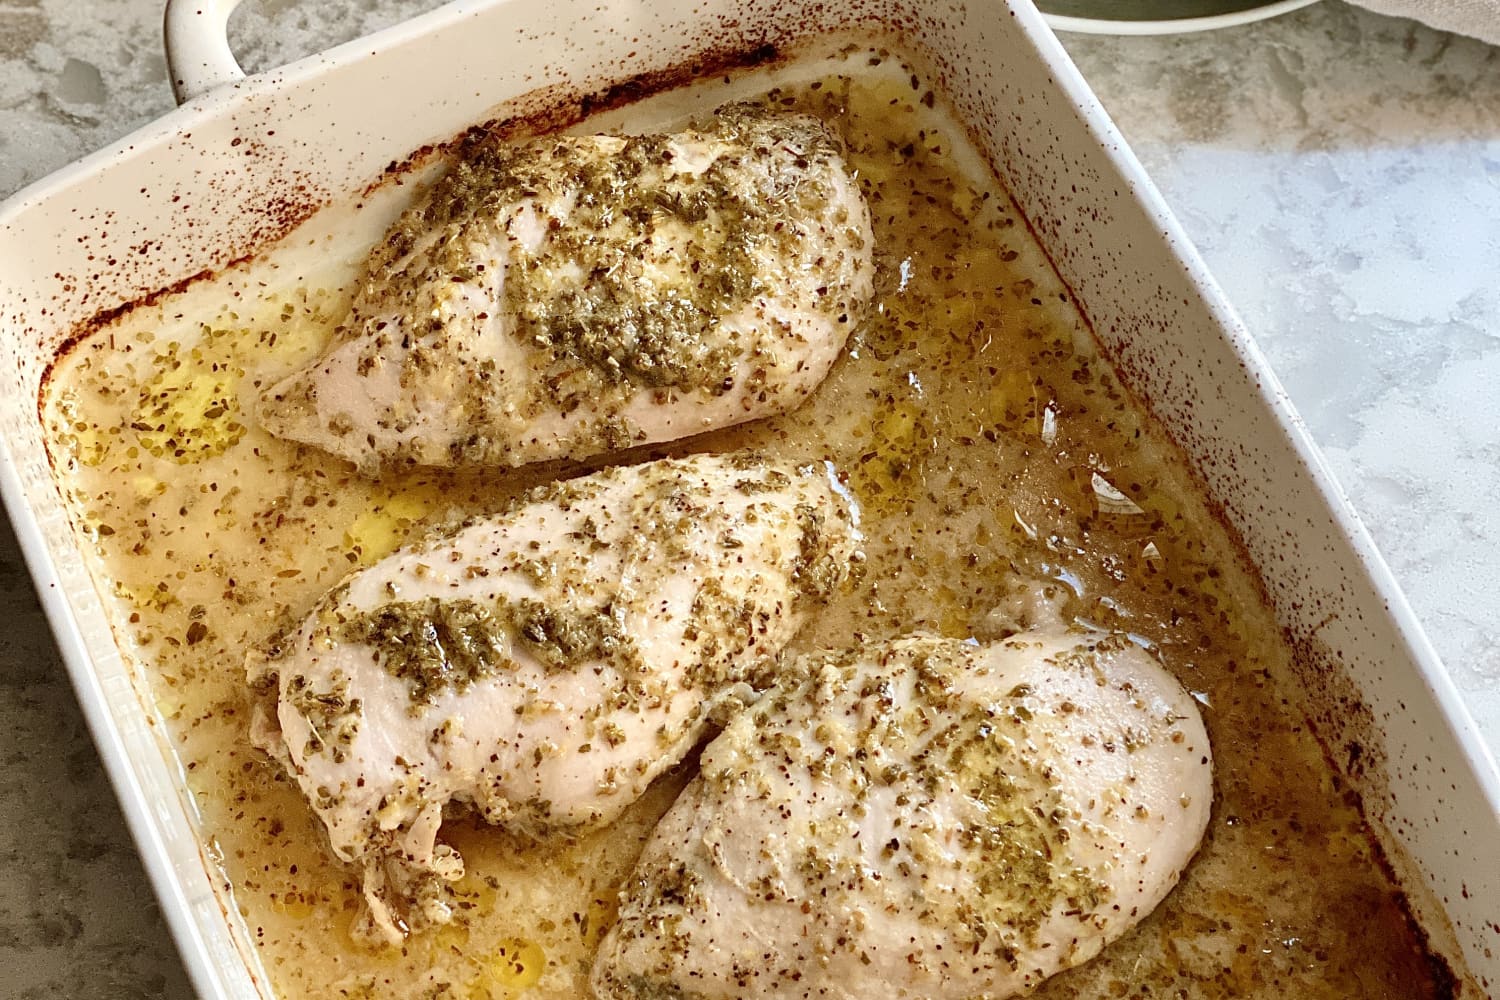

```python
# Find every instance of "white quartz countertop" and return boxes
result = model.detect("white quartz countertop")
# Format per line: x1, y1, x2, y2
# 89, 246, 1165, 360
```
1, 1, 1496, 995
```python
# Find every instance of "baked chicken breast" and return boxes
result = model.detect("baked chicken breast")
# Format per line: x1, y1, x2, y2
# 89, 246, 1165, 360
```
592, 630, 1213, 1000
255, 106, 874, 472
250, 453, 858, 941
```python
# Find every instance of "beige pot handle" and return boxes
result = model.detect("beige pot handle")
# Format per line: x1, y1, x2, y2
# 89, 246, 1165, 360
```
163, 0, 249, 104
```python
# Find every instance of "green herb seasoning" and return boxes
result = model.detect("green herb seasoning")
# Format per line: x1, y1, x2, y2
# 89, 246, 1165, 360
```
338, 597, 509, 704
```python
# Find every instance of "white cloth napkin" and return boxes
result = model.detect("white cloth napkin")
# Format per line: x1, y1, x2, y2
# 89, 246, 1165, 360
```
1348, 0, 1500, 46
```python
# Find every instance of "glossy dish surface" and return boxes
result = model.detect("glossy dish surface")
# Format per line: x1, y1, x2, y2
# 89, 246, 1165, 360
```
1040, 0, 1320, 36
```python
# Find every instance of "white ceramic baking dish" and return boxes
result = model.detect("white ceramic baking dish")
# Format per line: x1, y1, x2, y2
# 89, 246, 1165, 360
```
1, 0, 1496, 996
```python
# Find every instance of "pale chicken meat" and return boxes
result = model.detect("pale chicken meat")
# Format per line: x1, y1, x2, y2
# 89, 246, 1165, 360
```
593, 630, 1213, 1000
250, 454, 858, 941
255, 106, 875, 472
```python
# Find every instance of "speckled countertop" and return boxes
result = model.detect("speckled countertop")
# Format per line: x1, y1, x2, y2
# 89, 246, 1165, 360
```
1, 1, 1497, 996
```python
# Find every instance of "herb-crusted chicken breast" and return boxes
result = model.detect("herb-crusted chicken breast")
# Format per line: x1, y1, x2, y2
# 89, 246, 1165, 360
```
592, 631, 1213, 1000
255, 106, 874, 472
251, 453, 858, 941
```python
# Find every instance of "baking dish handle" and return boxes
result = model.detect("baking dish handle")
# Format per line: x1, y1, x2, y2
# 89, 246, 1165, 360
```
164, 0, 249, 104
